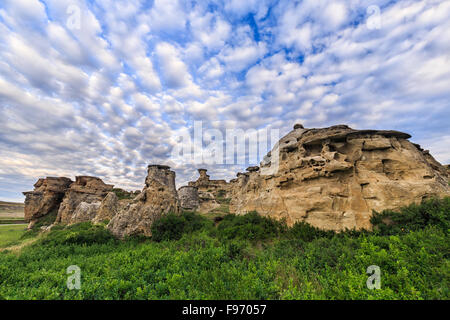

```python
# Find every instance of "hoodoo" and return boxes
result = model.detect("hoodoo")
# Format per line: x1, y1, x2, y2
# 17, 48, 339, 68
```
107, 165, 180, 238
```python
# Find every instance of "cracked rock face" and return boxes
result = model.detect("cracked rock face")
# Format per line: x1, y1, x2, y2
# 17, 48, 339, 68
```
56, 176, 114, 224
229, 125, 450, 231
108, 165, 180, 238
23, 177, 73, 224
178, 186, 200, 211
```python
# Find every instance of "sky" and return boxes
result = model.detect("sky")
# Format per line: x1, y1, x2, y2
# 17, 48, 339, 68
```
0, 0, 449, 202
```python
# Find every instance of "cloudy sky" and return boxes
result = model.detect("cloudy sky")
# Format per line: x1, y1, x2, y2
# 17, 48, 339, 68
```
0, 0, 449, 202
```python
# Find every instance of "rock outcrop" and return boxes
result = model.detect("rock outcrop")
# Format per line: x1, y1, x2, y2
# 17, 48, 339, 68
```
178, 186, 200, 211
92, 192, 120, 223
187, 169, 231, 212
22, 177, 72, 227
108, 165, 180, 238
229, 124, 450, 231
56, 176, 114, 224
22, 123, 450, 237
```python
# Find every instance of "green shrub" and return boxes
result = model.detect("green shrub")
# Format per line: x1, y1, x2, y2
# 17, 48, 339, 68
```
371, 197, 450, 235
112, 188, 135, 200
287, 221, 335, 241
39, 222, 116, 246
216, 211, 286, 241
151, 211, 213, 242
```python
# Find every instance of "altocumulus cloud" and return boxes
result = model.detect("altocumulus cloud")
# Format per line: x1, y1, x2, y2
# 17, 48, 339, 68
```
0, 0, 449, 202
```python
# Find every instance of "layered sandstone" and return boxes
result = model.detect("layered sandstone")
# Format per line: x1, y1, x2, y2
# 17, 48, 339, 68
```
22, 177, 73, 227
188, 169, 231, 212
108, 165, 180, 238
229, 124, 450, 231
56, 176, 114, 224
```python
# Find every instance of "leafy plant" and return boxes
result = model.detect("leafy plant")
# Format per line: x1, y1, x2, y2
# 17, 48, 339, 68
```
217, 211, 286, 241
371, 197, 450, 235
151, 211, 213, 242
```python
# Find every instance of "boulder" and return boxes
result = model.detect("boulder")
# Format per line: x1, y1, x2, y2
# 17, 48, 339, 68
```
229, 125, 450, 231
56, 176, 114, 224
108, 165, 180, 238
22, 177, 72, 226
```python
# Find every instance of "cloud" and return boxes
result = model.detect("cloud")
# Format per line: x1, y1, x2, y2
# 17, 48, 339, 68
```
0, 0, 449, 201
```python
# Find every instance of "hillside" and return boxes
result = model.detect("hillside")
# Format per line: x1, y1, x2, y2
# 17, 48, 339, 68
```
0, 198, 448, 299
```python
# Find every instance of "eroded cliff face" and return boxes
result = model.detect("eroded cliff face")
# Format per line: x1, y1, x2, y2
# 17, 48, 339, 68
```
107, 165, 180, 238
22, 177, 73, 227
56, 176, 114, 224
229, 125, 450, 231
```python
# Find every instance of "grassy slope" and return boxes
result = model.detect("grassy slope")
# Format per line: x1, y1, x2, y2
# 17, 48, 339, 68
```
0, 225, 27, 248
0, 198, 448, 300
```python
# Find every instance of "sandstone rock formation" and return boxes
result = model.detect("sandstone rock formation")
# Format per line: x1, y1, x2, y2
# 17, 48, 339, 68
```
188, 169, 231, 212
229, 124, 450, 231
23, 177, 72, 228
108, 165, 180, 238
22, 123, 450, 237
92, 192, 121, 223
178, 186, 200, 211
56, 176, 114, 224
68, 201, 101, 224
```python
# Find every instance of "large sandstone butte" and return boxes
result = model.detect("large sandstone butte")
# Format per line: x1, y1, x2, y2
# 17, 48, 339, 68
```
23, 177, 72, 226
108, 165, 180, 238
228, 124, 449, 230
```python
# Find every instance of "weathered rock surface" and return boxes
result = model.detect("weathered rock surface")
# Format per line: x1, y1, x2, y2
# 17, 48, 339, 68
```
92, 192, 123, 223
178, 186, 200, 211
56, 176, 114, 224
23, 177, 72, 226
108, 165, 180, 238
188, 169, 230, 212
229, 124, 450, 231
68, 201, 101, 224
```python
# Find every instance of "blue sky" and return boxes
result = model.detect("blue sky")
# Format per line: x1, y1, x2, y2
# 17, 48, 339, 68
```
0, 0, 449, 202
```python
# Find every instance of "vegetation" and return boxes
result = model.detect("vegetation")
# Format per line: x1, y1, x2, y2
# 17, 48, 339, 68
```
30, 210, 58, 230
0, 197, 448, 299
0, 225, 27, 248
112, 188, 135, 200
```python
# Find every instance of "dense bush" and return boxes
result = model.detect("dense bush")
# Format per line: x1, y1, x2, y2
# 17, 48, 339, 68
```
216, 211, 286, 241
287, 221, 335, 242
151, 211, 212, 242
371, 197, 450, 235
39, 222, 116, 246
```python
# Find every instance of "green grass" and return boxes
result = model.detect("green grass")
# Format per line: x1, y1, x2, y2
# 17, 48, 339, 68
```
0, 198, 448, 300
0, 225, 27, 248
